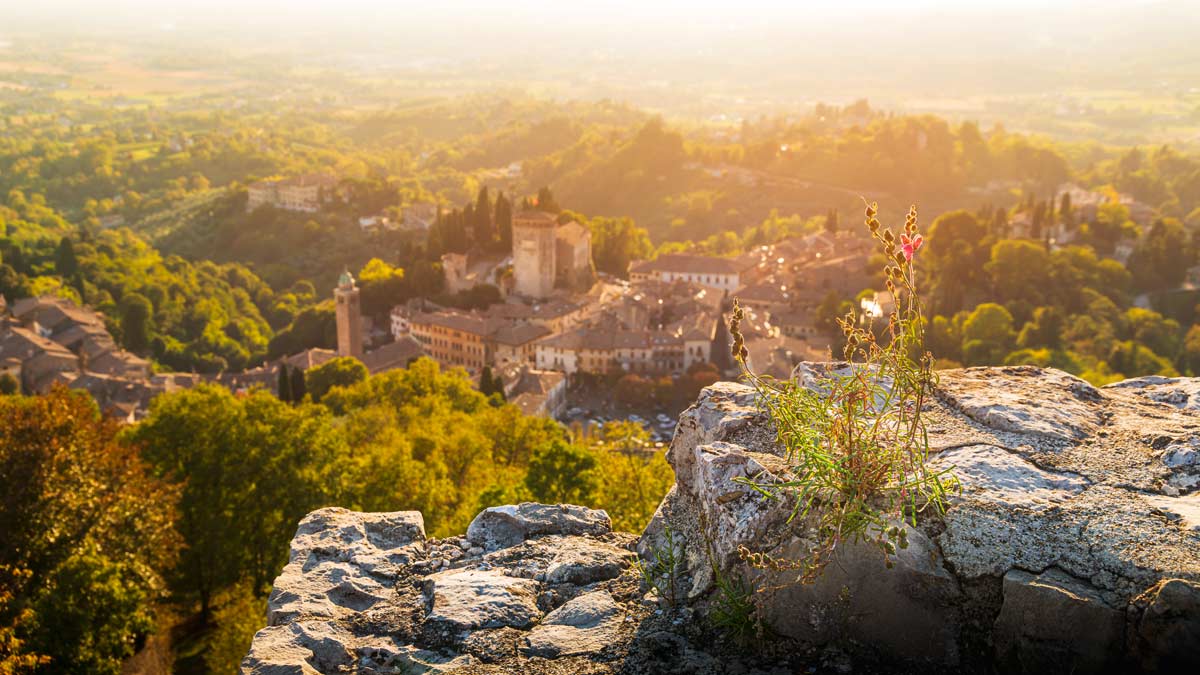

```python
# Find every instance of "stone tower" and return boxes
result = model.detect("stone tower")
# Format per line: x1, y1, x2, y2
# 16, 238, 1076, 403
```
334, 270, 363, 359
512, 210, 558, 299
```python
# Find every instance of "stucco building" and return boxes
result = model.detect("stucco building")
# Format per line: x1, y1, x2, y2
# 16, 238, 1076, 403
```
246, 174, 336, 213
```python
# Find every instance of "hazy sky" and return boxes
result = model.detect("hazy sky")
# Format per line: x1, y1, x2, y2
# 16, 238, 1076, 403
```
0, 0, 1166, 31
3, 0, 1194, 106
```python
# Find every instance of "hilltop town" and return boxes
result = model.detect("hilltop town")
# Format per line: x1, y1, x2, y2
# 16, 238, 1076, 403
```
0, 186, 876, 434
4, 169, 1186, 444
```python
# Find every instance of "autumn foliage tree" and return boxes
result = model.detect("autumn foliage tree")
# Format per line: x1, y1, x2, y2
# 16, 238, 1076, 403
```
0, 388, 179, 674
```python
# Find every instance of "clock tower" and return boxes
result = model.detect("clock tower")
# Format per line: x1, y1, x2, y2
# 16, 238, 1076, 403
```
334, 270, 363, 359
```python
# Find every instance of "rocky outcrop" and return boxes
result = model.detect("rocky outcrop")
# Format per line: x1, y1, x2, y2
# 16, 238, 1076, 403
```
242, 505, 772, 674
244, 365, 1200, 674
642, 365, 1200, 672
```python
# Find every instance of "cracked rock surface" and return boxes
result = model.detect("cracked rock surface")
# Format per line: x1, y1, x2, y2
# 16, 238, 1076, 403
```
642, 365, 1200, 673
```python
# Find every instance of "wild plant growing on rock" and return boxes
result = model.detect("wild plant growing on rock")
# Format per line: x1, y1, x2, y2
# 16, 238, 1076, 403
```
730, 202, 958, 583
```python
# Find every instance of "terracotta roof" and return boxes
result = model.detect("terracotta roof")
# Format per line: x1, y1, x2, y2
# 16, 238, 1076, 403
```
69, 372, 162, 419
51, 322, 111, 351
411, 310, 491, 336
538, 326, 679, 352
31, 368, 78, 393
773, 307, 814, 326
512, 368, 564, 397
11, 296, 105, 333
510, 391, 549, 416
492, 322, 552, 346
735, 280, 792, 304
629, 254, 748, 276
361, 337, 425, 375
283, 348, 337, 371
0, 325, 76, 361
87, 349, 151, 377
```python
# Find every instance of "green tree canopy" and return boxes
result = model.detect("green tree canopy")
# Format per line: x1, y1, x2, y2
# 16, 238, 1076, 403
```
524, 440, 599, 505
961, 303, 1016, 366
126, 385, 347, 613
306, 357, 369, 404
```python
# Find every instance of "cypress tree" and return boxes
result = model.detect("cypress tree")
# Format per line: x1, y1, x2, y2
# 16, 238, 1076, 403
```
55, 237, 78, 276
1060, 192, 1073, 225
449, 210, 468, 253
290, 367, 307, 403
462, 203, 476, 247
825, 208, 839, 234
495, 192, 513, 252
536, 187, 560, 213
474, 186, 493, 246
712, 315, 733, 373
277, 365, 292, 402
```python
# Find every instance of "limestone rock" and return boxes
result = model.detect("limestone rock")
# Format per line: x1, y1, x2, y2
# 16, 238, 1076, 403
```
290, 507, 425, 576
993, 568, 1124, 674
682, 441, 792, 596
932, 444, 1089, 509
1133, 578, 1200, 672
1106, 375, 1200, 411
466, 502, 611, 550
424, 569, 541, 630
544, 538, 634, 585
644, 364, 1200, 671
267, 508, 425, 627
356, 642, 476, 673
758, 522, 963, 666
268, 561, 392, 625
522, 590, 623, 658
245, 498, 812, 674
936, 365, 1103, 442
1140, 493, 1200, 533
241, 621, 356, 674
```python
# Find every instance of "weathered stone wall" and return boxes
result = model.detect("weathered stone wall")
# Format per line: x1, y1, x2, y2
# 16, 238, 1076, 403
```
641, 365, 1200, 673
243, 365, 1200, 674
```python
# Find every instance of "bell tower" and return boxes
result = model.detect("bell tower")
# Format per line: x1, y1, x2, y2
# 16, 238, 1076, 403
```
334, 270, 363, 359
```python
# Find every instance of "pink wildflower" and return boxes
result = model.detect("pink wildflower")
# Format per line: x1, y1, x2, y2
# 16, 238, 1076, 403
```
900, 234, 923, 261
